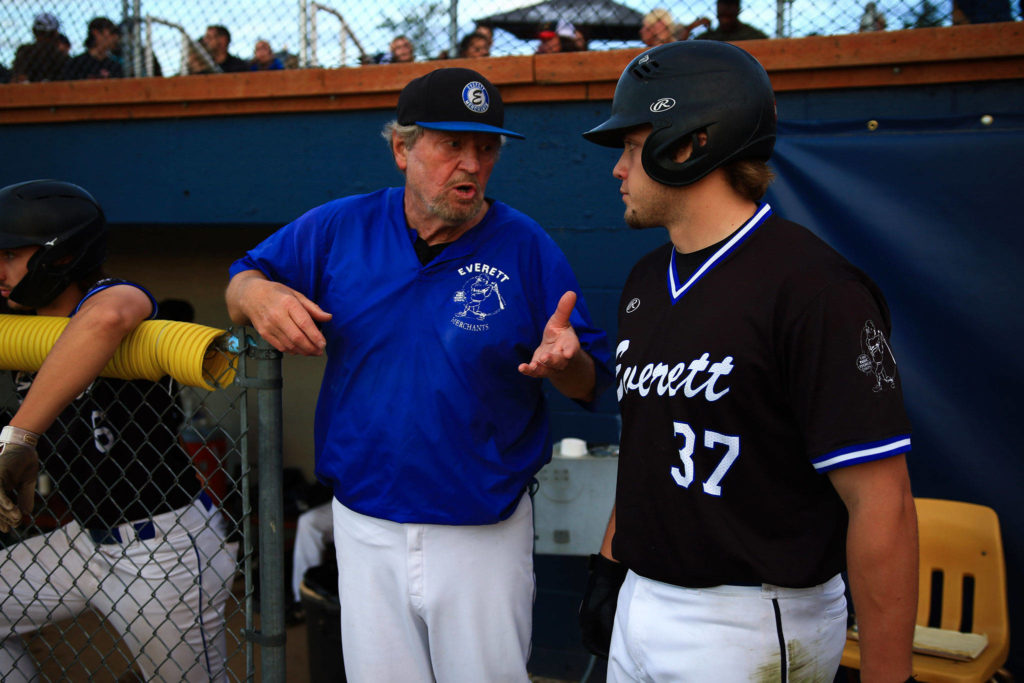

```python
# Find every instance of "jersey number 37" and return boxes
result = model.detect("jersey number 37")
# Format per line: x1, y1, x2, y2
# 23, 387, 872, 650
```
670, 421, 740, 497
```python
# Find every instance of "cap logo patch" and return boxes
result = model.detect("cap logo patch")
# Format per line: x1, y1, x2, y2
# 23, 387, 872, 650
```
650, 97, 676, 113
462, 82, 490, 114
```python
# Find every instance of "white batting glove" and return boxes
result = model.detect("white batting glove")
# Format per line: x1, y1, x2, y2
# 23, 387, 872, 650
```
0, 426, 41, 533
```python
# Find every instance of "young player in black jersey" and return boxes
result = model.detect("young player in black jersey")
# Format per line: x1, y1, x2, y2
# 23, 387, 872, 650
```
0, 180, 236, 680
578, 42, 918, 682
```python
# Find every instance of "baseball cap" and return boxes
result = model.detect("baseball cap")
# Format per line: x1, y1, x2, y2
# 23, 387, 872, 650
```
539, 19, 576, 40
396, 68, 524, 140
32, 12, 60, 32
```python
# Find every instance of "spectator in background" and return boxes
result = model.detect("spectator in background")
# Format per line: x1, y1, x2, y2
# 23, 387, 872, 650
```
474, 24, 495, 50
60, 17, 124, 81
372, 35, 416, 64
677, 16, 713, 40
114, 19, 163, 78
640, 8, 676, 46
458, 32, 491, 58
185, 40, 216, 75
952, 0, 1012, 23
11, 13, 68, 83
859, 2, 888, 30
640, 10, 711, 45
573, 26, 590, 51
698, 0, 769, 41
250, 40, 284, 70
536, 20, 581, 54
57, 34, 71, 57
203, 25, 248, 72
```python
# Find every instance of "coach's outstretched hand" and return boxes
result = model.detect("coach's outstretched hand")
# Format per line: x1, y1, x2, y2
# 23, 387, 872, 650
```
519, 291, 596, 401
579, 552, 628, 659
0, 426, 41, 533
519, 291, 581, 378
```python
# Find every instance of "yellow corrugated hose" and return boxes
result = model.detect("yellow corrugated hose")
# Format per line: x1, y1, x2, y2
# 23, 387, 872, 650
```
0, 314, 237, 390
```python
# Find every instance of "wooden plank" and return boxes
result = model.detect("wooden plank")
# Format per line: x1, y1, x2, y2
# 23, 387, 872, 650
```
0, 56, 537, 109
534, 50, 641, 84
768, 56, 1024, 92
749, 23, 1024, 71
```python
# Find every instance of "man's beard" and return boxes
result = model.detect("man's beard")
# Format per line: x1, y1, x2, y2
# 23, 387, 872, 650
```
429, 180, 484, 224
624, 207, 661, 230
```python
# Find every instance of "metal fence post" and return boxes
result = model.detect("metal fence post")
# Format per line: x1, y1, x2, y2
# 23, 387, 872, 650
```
248, 336, 286, 682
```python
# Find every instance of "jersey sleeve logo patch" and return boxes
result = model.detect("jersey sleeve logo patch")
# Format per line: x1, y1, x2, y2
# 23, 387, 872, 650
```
451, 263, 510, 332
856, 319, 897, 392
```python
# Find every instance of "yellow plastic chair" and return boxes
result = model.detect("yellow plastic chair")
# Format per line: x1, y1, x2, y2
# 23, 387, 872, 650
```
841, 497, 1010, 682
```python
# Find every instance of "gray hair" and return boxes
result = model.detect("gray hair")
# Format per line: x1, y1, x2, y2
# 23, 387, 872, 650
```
380, 120, 507, 163
381, 120, 424, 150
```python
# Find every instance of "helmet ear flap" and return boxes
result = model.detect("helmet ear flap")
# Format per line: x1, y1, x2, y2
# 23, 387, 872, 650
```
5, 201, 107, 310
642, 125, 714, 187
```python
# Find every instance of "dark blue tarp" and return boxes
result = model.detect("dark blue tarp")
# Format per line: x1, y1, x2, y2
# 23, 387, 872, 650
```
769, 113, 1024, 671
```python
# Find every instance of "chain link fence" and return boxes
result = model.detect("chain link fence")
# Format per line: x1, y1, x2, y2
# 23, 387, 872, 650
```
1, 0, 1021, 82
0, 324, 287, 681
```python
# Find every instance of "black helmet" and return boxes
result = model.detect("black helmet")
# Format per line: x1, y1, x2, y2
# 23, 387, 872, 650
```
583, 41, 776, 186
0, 179, 107, 308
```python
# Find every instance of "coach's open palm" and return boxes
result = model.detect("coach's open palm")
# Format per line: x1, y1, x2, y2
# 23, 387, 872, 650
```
519, 291, 581, 377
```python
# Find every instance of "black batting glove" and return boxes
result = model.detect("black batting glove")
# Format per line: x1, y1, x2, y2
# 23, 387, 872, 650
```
0, 426, 41, 533
579, 553, 628, 658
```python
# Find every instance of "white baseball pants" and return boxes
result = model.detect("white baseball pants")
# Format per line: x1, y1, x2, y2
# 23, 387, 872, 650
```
331, 495, 535, 682
0, 498, 237, 682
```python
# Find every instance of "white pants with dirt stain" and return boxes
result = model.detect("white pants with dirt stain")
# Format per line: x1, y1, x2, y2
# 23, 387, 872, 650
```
608, 571, 848, 683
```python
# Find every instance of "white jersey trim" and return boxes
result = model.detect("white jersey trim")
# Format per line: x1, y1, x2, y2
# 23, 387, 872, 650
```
668, 203, 773, 304
812, 435, 912, 472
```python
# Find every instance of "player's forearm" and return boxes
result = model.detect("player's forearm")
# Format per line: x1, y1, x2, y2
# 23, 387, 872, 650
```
548, 349, 597, 401
225, 269, 267, 325
12, 304, 142, 434
846, 487, 918, 681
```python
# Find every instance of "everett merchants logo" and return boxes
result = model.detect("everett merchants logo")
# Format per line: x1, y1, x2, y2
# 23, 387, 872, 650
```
451, 262, 509, 331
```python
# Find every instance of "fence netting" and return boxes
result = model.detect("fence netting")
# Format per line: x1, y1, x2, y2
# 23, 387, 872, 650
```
1, 0, 1020, 82
0, 329, 268, 681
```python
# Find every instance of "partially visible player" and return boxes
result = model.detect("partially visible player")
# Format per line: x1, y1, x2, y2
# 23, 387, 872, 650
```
578, 42, 918, 682
291, 500, 333, 606
0, 180, 236, 681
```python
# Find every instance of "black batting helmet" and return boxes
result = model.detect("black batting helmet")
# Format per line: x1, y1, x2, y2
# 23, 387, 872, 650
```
583, 41, 776, 186
0, 179, 107, 309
